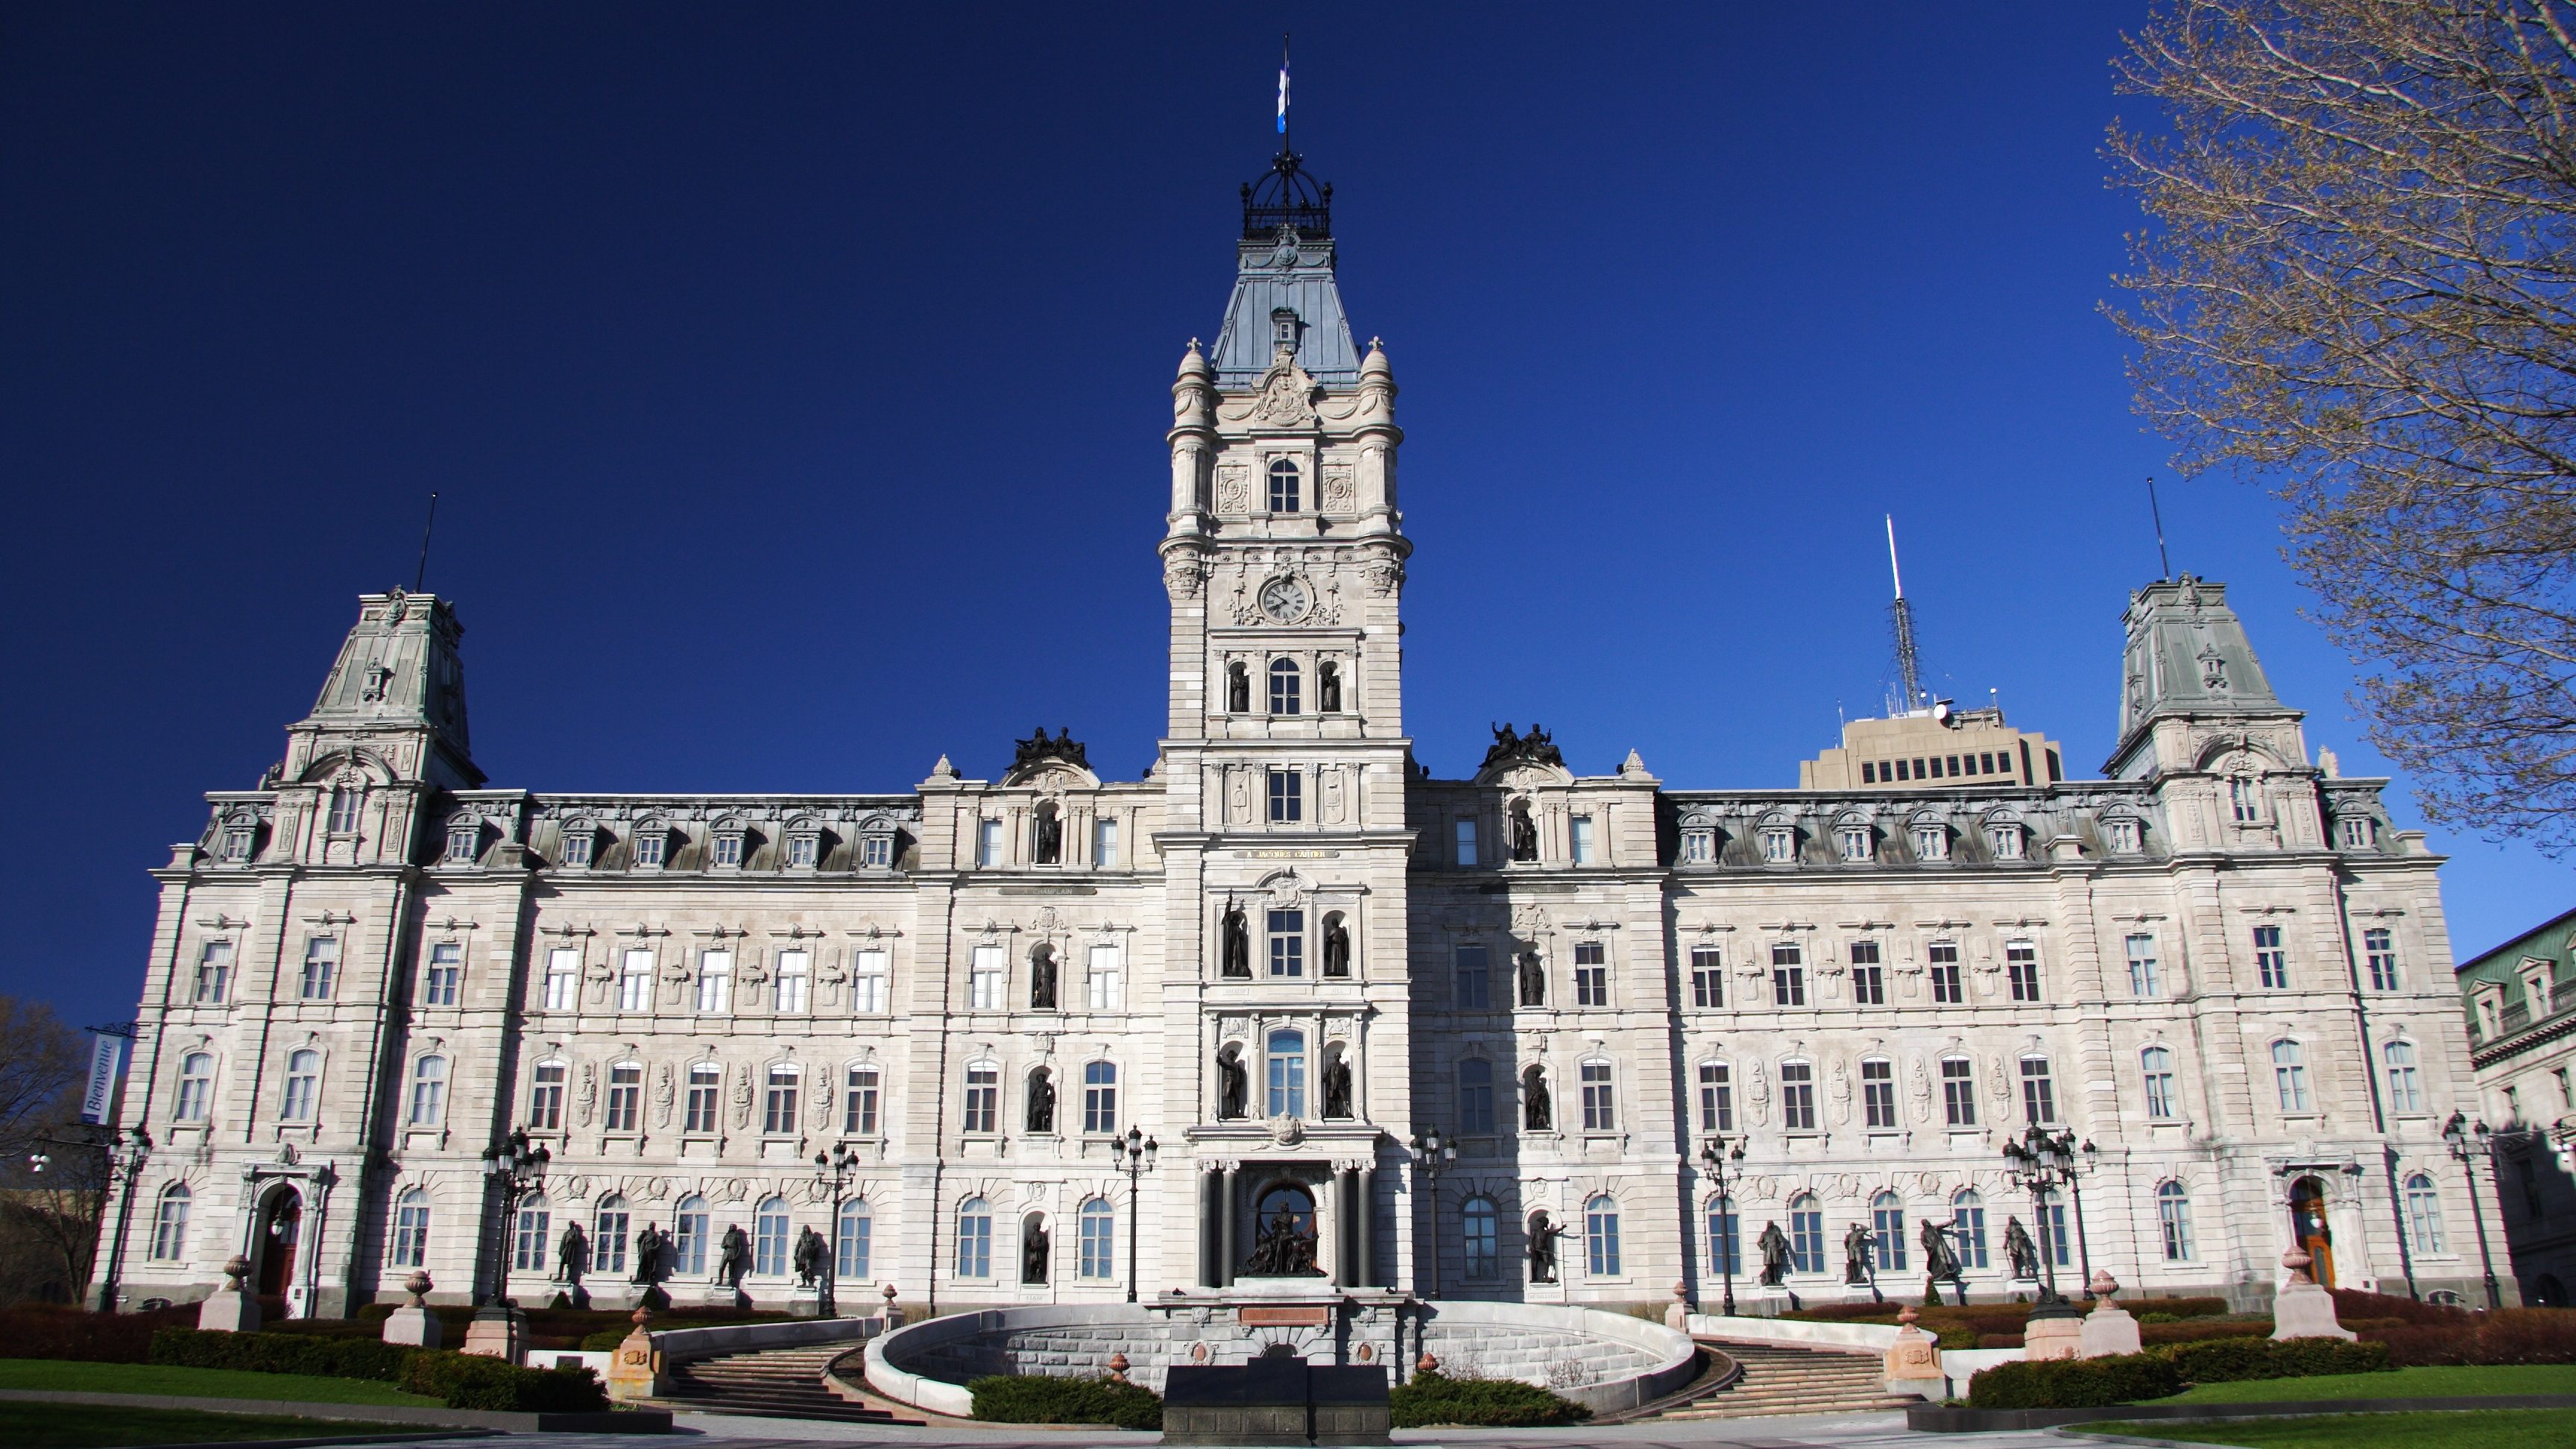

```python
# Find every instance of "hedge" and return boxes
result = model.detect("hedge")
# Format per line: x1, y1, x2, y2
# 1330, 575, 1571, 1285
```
968, 1374, 1163, 1429
2367, 1307, 2576, 1367
150, 1326, 607, 1412
399, 1350, 610, 1412
0, 1304, 189, 1364
2163, 1336, 2388, 1383
1387, 1371, 1591, 1428
1966, 1336, 2390, 1409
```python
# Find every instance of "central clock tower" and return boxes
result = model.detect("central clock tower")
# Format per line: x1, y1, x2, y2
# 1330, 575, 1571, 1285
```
1155, 148, 1418, 1295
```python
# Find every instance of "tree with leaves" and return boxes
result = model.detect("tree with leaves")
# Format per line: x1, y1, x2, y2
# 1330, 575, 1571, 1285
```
2107, 0, 2576, 846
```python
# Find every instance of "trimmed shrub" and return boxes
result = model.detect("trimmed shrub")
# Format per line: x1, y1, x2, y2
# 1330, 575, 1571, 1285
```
0, 1304, 188, 1364
969, 1374, 1162, 1429
2164, 1335, 2389, 1383
2332, 1289, 2469, 1327
2473, 1309, 2576, 1365
152, 1325, 411, 1381
1967, 1352, 2182, 1409
2138, 1318, 2270, 1348
151, 1326, 606, 1412
398, 1351, 608, 1412
1388, 1371, 1591, 1427
1975, 1333, 2024, 1350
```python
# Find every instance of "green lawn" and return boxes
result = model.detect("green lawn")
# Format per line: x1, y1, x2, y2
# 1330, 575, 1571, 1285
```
0, 1357, 437, 1406
0, 1401, 378, 1446
2076, 1408, 2576, 1448
2156, 1364, 2576, 1403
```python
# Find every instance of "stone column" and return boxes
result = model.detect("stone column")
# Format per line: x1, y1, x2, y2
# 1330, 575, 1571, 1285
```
1219, 1165, 1237, 1287
1357, 1167, 1375, 1288
1337, 1168, 1358, 1285
1199, 1169, 1219, 1288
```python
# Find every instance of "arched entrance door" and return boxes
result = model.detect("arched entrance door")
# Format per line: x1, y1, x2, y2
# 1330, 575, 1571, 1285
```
2288, 1175, 2334, 1289
254, 1188, 303, 1304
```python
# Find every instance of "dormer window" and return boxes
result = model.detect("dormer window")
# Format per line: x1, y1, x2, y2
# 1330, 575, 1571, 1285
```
633, 826, 669, 869
2104, 818, 2143, 854
711, 825, 745, 869
860, 830, 893, 870
785, 832, 817, 868
560, 825, 596, 868
1837, 824, 1873, 863
1270, 306, 1299, 350
1681, 827, 1714, 865
444, 821, 480, 865
1761, 826, 1796, 864
220, 824, 254, 862
1910, 823, 1949, 862
325, 786, 361, 835
1268, 458, 1301, 513
1989, 823, 2027, 861
2340, 815, 2378, 850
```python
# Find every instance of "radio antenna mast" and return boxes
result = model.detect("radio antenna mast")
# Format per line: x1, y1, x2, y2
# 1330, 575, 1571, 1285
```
1887, 514, 1926, 715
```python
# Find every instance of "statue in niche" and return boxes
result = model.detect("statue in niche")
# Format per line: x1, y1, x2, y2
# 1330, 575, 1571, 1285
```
1318, 660, 1341, 713
1322, 1055, 1352, 1119
1023, 1220, 1050, 1284
1026, 1068, 1056, 1133
1921, 1217, 1963, 1293
1527, 1211, 1563, 1282
1243, 1205, 1317, 1276
1034, 806, 1062, 865
1227, 663, 1251, 713
1517, 952, 1546, 1007
794, 1225, 829, 1288
1030, 944, 1058, 1009
1509, 804, 1538, 863
1221, 900, 1251, 978
716, 1224, 751, 1289
554, 1221, 588, 1285
1323, 918, 1351, 977
2003, 1216, 2040, 1281
631, 1223, 666, 1286
1217, 1049, 1248, 1120
1522, 1065, 1552, 1131
1843, 1221, 1876, 1285
1756, 1221, 1792, 1287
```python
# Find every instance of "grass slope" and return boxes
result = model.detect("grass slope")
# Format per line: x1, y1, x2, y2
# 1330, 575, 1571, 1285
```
0, 1401, 367, 1446
0, 1356, 438, 1405
2077, 1408, 2576, 1448
2157, 1363, 2576, 1403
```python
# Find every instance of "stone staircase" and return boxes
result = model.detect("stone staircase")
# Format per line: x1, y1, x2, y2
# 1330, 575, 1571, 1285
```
1653, 1339, 1919, 1419
657, 1342, 924, 1425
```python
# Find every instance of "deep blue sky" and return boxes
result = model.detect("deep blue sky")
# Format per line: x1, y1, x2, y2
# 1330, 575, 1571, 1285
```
4, 4, 2563, 1031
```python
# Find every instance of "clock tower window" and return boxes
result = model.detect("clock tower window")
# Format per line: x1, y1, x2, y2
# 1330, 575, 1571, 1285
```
1269, 658, 1303, 716
1268, 458, 1302, 513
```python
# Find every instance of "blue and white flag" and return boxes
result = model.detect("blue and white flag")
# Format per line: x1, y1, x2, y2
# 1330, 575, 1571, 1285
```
1277, 41, 1290, 134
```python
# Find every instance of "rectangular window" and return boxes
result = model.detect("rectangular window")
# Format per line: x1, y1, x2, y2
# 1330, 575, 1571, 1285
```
2231, 777, 2261, 823
1942, 1058, 1977, 1126
1761, 827, 1795, 863
970, 945, 1006, 1011
619, 949, 654, 1013
2143, 1049, 2179, 1120
300, 938, 339, 1000
1093, 817, 1119, 868
1459, 1059, 1495, 1134
1454, 946, 1491, 1009
1838, 826, 1872, 862
2126, 933, 2162, 997
2007, 941, 2042, 1002
543, 947, 579, 1011
2558, 1066, 2573, 1112
1780, 1061, 1816, 1131
964, 1064, 998, 1134
1862, 1058, 1897, 1129
561, 830, 593, 867
1087, 945, 1124, 1011
1268, 909, 1305, 977
632, 830, 666, 867
605, 1063, 640, 1132
529, 1061, 565, 1131
1689, 947, 1725, 1008
1573, 942, 1609, 1007
1861, 762, 1876, 783
1708, 1200, 1741, 1277
445, 822, 479, 862
975, 819, 1003, 867
1455, 819, 1479, 867
1851, 939, 1884, 1005
1579, 1060, 1615, 1131
774, 950, 810, 1014
684, 1064, 722, 1134
221, 824, 253, 861
695, 950, 733, 1014
1681, 827, 1714, 863
423, 943, 461, 1006
1268, 769, 1302, 823
1928, 941, 1964, 1003
785, 833, 815, 868
861, 833, 891, 868
763, 1067, 800, 1134
845, 1066, 881, 1134
1570, 815, 1596, 865
1082, 1061, 1117, 1134
1771, 943, 1805, 1007
1696, 1061, 1733, 1131
2364, 927, 2401, 991
2106, 818, 2141, 853
1266, 1033, 1307, 1119
711, 834, 742, 868
2255, 924, 2291, 989
2020, 1058, 2057, 1124
194, 941, 234, 1004
853, 948, 890, 1014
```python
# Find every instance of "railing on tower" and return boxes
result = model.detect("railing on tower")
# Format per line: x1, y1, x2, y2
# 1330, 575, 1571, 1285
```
1242, 151, 1331, 240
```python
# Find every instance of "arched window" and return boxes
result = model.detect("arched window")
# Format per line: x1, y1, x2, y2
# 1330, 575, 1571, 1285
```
2141, 1046, 2179, 1120
2384, 1040, 2425, 1114
1227, 661, 1250, 713
963, 1061, 998, 1134
2271, 1040, 2312, 1112
1872, 1192, 1907, 1272
1078, 1196, 1115, 1279
1462, 1196, 1499, 1280
762, 1064, 801, 1134
1706, 1194, 1740, 1276
1267, 1030, 1307, 1119
2156, 1181, 2195, 1261
280, 1049, 321, 1122
1584, 1194, 1621, 1277
1580, 1058, 1615, 1131
326, 786, 360, 834
151, 1184, 191, 1260
1269, 658, 1302, 716
1083, 1060, 1118, 1135
174, 1052, 213, 1123
2405, 1172, 2448, 1254
391, 1187, 431, 1268
837, 1198, 872, 1281
593, 1194, 631, 1275
1789, 1193, 1824, 1274
512, 1193, 550, 1271
1457, 1059, 1495, 1134
1268, 457, 1301, 513
754, 1195, 791, 1275
675, 1195, 710, 1275
956, 1197, 993, 1278
1951, 1188, 1990, 1268
407, 1055, 447, 1126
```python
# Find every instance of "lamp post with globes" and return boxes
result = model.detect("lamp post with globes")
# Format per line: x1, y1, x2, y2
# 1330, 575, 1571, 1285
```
1698, 1134, 1747, 1316
2001, 1127, 2085, 1319
1119, 1127, 1157, 1304
812, 1142, 859, 1318
2443, 1112, 2504, 1310
473, 1128, 549, 1354
1409, 1129, 1456, 1299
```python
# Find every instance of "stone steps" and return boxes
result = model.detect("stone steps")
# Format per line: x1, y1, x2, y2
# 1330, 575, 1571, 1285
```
659, 1344, 923, 1425
1653, 1339, 1919, 1420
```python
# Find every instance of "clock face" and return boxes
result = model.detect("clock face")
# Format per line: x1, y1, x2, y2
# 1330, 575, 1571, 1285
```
1259, 575, 1310, 623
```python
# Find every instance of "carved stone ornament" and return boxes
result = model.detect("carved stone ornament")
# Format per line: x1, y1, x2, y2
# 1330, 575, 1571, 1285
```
1362, 558, 1404, 598
1322, 464, 1355, 509
1217, 464, 1249, 513
1269, 1114, 1305, 1146
1164, 557, 1208, 601
1249, 362, 1319, 427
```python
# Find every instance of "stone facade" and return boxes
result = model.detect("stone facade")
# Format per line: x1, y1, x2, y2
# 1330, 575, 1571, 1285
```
2455, 904, 2576, 1305
95, 151, 2486, 1324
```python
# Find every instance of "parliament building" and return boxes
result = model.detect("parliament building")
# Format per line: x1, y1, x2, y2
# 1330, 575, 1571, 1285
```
97, 148, 2493, 1322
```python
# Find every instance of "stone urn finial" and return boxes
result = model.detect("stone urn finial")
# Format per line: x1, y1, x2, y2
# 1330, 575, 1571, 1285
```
1417, 1352, 1439, 1374
1898, 1303, 1921, 1328
1107, 1352, 1131, 1384
221, 1255, 249, 1292
883, 1282, 898, 1306
631, 1304, 654, 1329
2282, 1246, 2315, 1285
2089, 1269, 2119, 1301
403, 1271, 432, 1308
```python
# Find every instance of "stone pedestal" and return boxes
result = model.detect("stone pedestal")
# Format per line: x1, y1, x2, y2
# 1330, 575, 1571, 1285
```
701, 1284, 747, 1311
606, 1307, 663, 1403
2270, 1248, 2355, 1341
1664, 1281, 1689, 1330
880, 1284, 904, 1329
787, 1285, 822, 1319
196, 1257, 259, 1334
2022, 1301, 2084, 1362
1882, 1304, 1948, 1401
1752, 1284, 1790, 1319
461, 1303, 525, 1363
2078, 1271, 2141, 1358
382, 1271, 441, 1348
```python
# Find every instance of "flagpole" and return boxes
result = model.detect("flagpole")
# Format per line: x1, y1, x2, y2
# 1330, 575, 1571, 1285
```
1279, 32, 1291, 157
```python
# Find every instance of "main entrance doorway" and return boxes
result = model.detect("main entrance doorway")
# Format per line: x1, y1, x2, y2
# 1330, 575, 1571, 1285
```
2288, 1175, 2334, 1288
255, 1189, 303, 1304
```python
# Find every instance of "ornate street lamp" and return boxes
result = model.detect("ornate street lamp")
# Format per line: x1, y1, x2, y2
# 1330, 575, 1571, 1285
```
2443, 1112, 2504, 1310
812, 1143, 859, 1319
1120, 1127, 1158, 1304
1409, 1129, 1456, 1299
474, 1128, 550, 1351
2001, 1126, 2083, 1322
1698, 1134, 1748, 1316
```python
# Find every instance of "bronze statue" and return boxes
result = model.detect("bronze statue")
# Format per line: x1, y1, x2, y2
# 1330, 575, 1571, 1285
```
1522, 1065, 1552, 1131
716, 1223, 751, 1289
1756, 1221, 1792, 1287
793, 1225, 828, 1288
1527, 1210, 1563, 1282
1921, 1216, 1964, 1287
2004, 1216, 2040, 1281
554, 1221, 587, 1285
1516, 951, 1545, 1006
1221, 900, 1251, 978
1034, 808, 1061, 865
1026, 1068, 1055, 1134
1509, 807, 1538, 862
1843, 1221, 1875, 1285
1226, 664, 1250, 713
1217, 1049, 1248, 1120
1322, 1055, 1352, 1119
1322, 918, 1350, 977
1029, 944, 1058, 1009
1022, 1220, 1050, 1284
1243, 1204, 1316, 1276
631, 1223, 665, 1285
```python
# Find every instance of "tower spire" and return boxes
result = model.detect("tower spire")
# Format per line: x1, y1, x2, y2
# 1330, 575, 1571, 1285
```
1887, 514, 1927, 716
